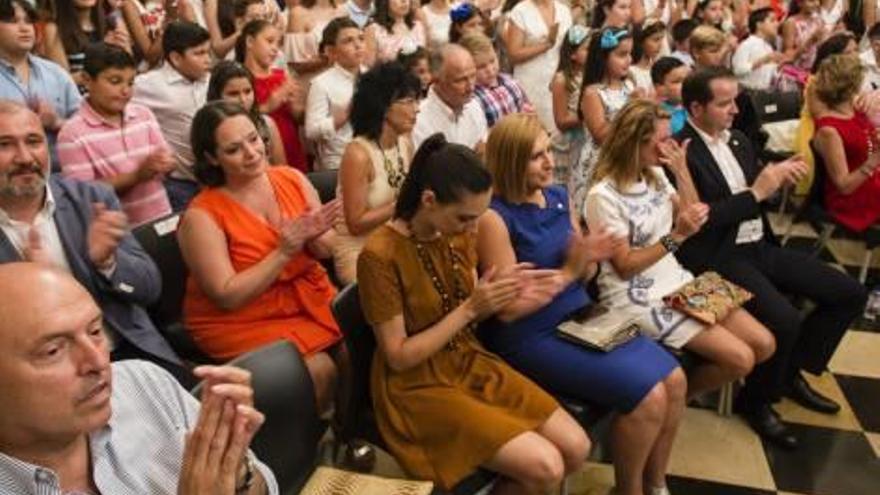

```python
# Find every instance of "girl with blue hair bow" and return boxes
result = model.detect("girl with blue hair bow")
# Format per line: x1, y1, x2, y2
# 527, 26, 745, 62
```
570, 26, 640, 220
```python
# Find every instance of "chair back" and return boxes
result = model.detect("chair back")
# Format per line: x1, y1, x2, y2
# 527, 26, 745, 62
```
221, 341, 325, 495
306, 170, 339, 204
132, 214, 187, 327
750, 90, 802, 124
330, 284, 382, 446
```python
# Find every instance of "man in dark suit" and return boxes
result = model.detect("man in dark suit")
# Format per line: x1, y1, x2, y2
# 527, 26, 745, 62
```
672, 68, 866, 449
0, 99, 187, 383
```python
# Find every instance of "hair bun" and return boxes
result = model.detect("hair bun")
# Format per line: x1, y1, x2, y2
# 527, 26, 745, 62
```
415, 133, 448, 160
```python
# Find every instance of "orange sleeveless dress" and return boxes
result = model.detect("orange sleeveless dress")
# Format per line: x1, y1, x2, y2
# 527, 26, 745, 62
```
182, 167, 341, 360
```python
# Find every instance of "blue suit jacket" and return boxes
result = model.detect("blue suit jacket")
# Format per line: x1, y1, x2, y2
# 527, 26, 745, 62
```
0, 176, 181, 365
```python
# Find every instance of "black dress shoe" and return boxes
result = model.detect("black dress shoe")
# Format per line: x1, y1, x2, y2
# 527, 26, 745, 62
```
343, 440, 376, 473
787, 373, 841, 415
741, 405, 799, 450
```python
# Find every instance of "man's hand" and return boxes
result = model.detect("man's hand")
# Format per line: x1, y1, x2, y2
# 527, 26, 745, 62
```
87, 202, 128, 270
178, 366, 265, 495
30, 98, 61, 131
750, 157, 808, 202
24, 227, 52, 266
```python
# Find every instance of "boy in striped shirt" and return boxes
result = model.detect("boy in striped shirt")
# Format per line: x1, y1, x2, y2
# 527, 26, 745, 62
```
58, 43, 174, 227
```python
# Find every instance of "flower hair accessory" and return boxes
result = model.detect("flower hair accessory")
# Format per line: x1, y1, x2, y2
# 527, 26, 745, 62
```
600, 28, 628, 49
567, 24, 590, 45
450, 2, 476, 22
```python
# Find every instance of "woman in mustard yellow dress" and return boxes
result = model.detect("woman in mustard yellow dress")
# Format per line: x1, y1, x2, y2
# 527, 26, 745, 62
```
357, 134, 590, 492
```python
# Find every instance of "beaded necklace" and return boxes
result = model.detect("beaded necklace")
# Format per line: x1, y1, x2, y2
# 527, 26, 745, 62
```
379, 139, 407, 191
411, 231, 475, 351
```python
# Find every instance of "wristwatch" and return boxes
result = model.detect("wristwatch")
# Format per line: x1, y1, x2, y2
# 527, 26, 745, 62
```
235, 453, 256, 495
660, 234, 680, 254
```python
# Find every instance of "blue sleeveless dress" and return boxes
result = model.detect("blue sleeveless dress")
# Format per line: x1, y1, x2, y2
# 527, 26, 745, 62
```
478, 186, 678, 412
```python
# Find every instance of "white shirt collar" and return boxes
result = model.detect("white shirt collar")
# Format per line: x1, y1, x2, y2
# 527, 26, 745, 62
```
0, 182, 55, 226
158, 62, 207, 86
427, 86, 468, 120
331, 63, 359, 81
688, 118, 731, 147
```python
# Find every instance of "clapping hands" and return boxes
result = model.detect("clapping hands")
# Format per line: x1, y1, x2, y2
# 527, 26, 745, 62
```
178, 366, 265, 495
277, 198, 342, 257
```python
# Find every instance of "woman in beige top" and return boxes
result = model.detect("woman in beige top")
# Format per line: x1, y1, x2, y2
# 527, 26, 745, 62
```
334, 62, 421, 283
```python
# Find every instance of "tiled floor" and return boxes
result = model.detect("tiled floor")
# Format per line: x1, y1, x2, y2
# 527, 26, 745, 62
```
365, 206, 880, 494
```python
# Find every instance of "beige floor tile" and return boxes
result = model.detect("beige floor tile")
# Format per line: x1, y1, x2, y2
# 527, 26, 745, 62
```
566, 462, 615, 495
829, 331, 880, 379
775, 372, 863, 431
667, 408, 776, 490
867, 432, 880, 458
777, 492, 810, 495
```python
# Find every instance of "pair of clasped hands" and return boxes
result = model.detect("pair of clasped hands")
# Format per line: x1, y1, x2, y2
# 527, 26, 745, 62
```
468, 228, 626, 321
178, 366, 265, 495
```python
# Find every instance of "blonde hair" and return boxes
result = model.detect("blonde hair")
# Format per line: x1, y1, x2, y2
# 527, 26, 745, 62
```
689, 25, 725, 52
457, 31, 494, 57
814, 54, 865, 107
592, 99, 670, 189
486, 113, 547, 201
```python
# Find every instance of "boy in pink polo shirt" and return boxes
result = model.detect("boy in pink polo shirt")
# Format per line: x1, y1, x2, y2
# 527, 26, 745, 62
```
58, 43, 174, 226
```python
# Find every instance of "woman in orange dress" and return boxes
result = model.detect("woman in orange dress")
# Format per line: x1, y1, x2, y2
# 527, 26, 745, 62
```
178, 101, 343, 412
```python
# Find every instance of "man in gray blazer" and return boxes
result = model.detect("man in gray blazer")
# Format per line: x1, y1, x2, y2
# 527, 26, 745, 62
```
0, 99, 185, 380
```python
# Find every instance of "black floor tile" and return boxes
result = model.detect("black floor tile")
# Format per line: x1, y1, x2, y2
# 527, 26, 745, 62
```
763, 423, 880, 495
836, 374, 880, 433
666, 476, 775, 494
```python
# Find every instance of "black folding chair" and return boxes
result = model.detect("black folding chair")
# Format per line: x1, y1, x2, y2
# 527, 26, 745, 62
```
306, 169, 339, 204
132, 213, 213, 363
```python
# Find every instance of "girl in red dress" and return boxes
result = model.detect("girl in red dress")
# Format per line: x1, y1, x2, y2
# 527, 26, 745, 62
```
239, 19, 309, 171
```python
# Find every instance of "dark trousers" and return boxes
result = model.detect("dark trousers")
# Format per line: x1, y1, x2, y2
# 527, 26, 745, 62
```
163, 177, 201, 213
715, 241, 865, 409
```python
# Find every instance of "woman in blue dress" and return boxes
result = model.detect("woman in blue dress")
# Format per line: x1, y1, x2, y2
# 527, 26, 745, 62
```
477, 113, 685, 495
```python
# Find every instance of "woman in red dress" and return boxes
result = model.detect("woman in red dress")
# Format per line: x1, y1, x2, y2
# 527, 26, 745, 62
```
813, 54, 880, 232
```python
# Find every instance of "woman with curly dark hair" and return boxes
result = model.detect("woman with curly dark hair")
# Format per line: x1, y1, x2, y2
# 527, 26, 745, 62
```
363, 0, 426, 66
332, 62, 421, 284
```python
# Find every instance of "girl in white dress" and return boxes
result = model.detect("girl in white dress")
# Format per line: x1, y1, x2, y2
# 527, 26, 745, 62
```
364, 0, 427, 66
573, 26, 635, 216
630, 19, 666, 94
420, 0, 452, 49
285, 0, 346, 80
585, 99, 777, 398
550, 24, 590, 185
504, 0, 572, 133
